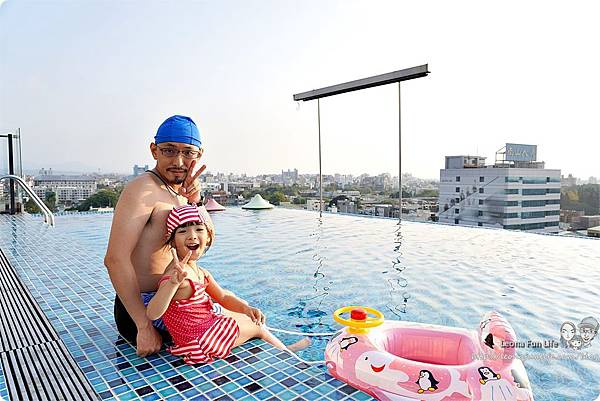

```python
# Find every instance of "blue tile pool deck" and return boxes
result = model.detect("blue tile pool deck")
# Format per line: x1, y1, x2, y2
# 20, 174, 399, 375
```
0, 213, 374, 401
0, 357, 6, 401
1, 208, 599, 401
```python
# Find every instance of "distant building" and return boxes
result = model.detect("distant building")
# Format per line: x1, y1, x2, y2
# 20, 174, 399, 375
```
588, 226, 600, 238
209, 190, 228, 206
337, 199, 357, 214
571, 215, 600, 231
228, 182, 258, 194
438, 144, 561, 234
33, 175, 97, 205
359, 174, 392, 191
98, 177, 114, 186
561, 210, 585, 224
374, 204, 394, 218
561, 173, 577, 187
306, 199, 325, 212
204, 182, 222, 192
282, 169, 299, 185
342, 190, 361, 199
133, 164, 149, 177
38, 168, 54, 175
334, 174, 353, 187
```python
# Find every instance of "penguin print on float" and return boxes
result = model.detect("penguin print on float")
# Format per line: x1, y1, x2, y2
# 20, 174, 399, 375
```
416, 370, 439, 394
478, 366, 501, 384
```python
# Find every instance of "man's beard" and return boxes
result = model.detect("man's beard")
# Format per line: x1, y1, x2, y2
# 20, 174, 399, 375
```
166, 168, 187, 185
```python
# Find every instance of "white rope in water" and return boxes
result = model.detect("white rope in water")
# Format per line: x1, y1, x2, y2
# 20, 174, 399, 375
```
264, 325, 337, 337
282, 347, 325, 366
263, 325, 338, 366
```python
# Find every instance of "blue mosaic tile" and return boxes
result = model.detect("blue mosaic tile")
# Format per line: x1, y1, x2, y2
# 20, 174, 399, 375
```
205, 387, 225, 399
0, 362, 7, 401
141, 393, 162, 401
303, 390, 323, 400
230, 388, 250, 398
296, 381, 314, 393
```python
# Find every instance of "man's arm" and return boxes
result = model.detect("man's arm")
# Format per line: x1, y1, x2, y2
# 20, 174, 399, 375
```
104, 177, 161, 356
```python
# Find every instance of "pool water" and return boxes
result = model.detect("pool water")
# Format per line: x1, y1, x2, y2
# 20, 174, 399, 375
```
2, 207, 599, 401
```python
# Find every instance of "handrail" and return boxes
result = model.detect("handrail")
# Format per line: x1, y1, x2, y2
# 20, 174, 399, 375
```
0, 174, 55, 226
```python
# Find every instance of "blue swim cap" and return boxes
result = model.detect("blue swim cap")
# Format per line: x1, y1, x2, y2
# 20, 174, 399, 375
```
154, 115, 201, 148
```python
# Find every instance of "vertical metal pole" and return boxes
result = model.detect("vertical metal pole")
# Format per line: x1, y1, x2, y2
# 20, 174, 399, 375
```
18, 129, 23, 176
318, 98, 323, 217
398, 83, 402, 222
17, 129, 23, 213
8, 133, 16, 215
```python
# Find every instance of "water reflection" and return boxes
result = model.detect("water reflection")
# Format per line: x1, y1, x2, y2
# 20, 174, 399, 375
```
286, 215, 333, 333
384, 220, 410, 317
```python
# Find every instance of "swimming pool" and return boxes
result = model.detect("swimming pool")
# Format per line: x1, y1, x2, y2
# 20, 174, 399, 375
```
0, 208, 598, 401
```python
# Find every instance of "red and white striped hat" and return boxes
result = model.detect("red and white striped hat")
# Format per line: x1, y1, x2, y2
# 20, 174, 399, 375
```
166, 204, 208, 238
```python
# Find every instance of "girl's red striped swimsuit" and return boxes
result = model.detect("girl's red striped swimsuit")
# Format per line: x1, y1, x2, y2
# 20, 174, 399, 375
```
158, 273, 240, 364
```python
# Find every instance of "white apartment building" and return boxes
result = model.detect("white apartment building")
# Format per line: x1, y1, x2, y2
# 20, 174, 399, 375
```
33, 175, 97, 205
438, 144, 561, 234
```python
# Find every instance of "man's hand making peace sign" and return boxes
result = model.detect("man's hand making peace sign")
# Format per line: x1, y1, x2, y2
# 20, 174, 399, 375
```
179, 159, 207, 204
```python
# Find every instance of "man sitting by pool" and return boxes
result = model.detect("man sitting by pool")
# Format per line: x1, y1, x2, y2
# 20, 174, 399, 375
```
104, 115, 238, 356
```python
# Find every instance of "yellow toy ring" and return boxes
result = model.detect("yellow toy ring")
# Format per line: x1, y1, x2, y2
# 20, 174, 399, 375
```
333, 306, 384, 329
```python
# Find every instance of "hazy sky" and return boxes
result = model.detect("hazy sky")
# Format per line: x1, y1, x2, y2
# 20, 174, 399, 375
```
1, 1, 599, 179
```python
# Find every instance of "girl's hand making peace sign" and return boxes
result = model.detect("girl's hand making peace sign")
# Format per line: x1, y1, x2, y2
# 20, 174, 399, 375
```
169, 249, 192, 285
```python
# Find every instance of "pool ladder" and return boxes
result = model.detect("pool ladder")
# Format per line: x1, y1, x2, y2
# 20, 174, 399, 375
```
0, 174, 55, 226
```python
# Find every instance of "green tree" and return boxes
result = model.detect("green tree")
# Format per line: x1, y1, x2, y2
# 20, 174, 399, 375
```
390, 189, 412, 198
45, 191, 57, 212
416, 189, 439, 198
24, 198, 41, 214
266, 191, 287, 206
292, 197, 306, 205
24, 190, 57, 213
561, 184, 600, 215
77, 189, 119, 212
282, 184, 300, 197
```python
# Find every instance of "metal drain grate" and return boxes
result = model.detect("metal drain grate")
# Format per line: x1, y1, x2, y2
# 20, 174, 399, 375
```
0, 249, 99, 401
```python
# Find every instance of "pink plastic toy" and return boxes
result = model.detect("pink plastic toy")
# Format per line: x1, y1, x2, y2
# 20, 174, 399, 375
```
325, 307, 534, 401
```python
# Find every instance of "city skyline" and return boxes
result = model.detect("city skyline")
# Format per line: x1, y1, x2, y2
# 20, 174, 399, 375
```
27, 165, 439, 181
21, 164, 599, 184
2, 1, 600, 179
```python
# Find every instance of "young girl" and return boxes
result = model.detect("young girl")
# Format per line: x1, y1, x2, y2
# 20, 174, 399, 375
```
147, 205, 309, 364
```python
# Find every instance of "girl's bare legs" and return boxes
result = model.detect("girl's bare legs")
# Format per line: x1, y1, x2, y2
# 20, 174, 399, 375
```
222, 310, 311, 351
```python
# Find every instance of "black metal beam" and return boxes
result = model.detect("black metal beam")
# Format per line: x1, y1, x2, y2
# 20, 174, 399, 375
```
8, 133, 16, 215
293, 64, 429, 102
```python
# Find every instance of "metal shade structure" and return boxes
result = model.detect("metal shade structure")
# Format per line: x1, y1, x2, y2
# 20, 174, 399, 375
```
294, 64, 429, 101
293, 64, 430, 219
